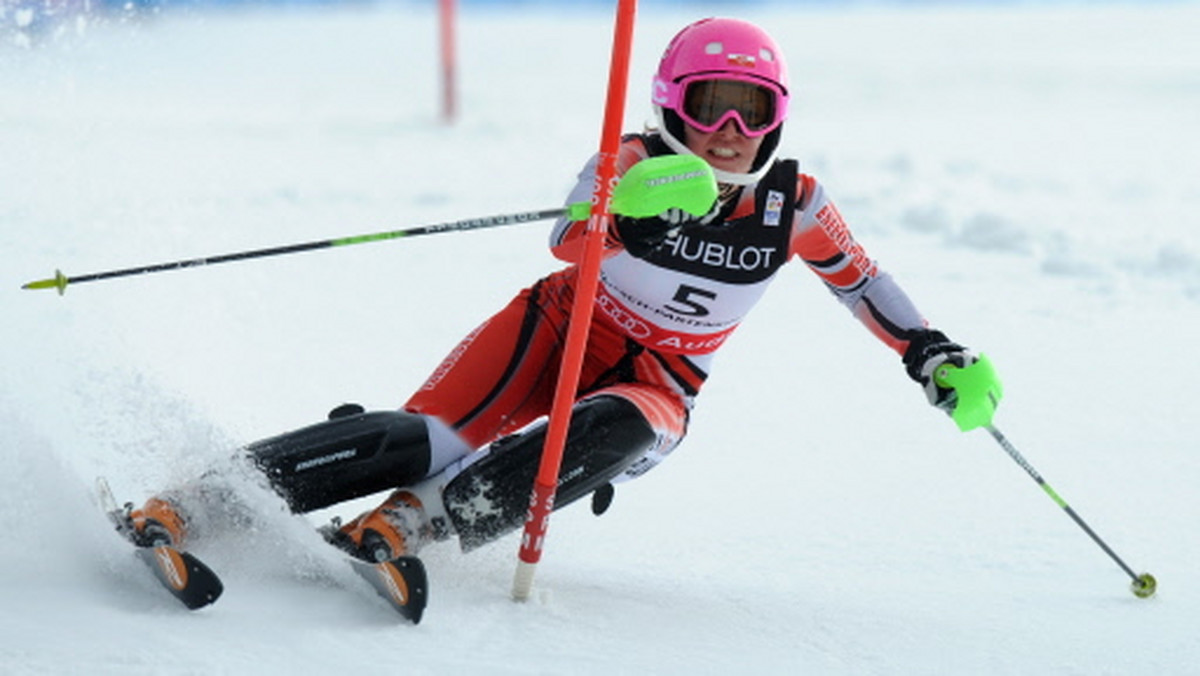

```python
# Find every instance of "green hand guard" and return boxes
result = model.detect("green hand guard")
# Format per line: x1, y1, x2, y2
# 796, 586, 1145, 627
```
933, 354, 1004, 432
609, 155, 718, 219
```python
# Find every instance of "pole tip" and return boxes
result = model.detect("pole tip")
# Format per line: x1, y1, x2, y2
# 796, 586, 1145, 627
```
22, 269, 69, 295
512, 559, 537, 602
1132, 572, 1157, 599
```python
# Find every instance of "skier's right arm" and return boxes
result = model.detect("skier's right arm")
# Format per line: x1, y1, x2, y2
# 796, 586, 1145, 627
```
550, 138, 658, 262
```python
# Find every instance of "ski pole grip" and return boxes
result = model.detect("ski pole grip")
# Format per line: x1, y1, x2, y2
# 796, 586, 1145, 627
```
933, 354, 1004, 432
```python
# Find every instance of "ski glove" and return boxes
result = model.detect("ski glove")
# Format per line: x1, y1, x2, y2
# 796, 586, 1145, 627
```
614, 200, 721, 258
902, 329, 976, 411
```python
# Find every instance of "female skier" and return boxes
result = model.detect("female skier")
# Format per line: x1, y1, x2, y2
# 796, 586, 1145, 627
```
120, 17, 994, 566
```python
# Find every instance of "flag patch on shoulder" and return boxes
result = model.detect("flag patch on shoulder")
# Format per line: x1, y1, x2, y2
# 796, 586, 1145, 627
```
764, 190, 785, 226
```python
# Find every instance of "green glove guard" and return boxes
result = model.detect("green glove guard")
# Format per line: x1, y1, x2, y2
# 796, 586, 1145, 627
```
933, 354, 1004, 432
609, 155, 718, 219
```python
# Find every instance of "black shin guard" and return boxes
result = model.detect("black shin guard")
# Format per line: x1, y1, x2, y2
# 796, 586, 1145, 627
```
247, 410, 432, 513
443, 395, 656, 551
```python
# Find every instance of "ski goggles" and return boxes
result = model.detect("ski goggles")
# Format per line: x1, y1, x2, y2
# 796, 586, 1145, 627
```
654, 74, 788, 138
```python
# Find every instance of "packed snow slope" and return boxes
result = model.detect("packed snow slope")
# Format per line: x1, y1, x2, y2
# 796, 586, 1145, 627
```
2, 3, 1198, 674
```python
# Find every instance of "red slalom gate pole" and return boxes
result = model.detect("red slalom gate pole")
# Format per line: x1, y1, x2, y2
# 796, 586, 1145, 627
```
439, 0, 457, 123
512, 0, 638, 601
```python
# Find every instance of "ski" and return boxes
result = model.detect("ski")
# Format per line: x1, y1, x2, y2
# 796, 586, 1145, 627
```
346, 555, 428, 624
131, 544, 224, 610
96, 477, 224, 611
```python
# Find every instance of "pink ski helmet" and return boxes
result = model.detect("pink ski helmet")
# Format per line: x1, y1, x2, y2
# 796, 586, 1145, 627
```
652, 18, 790, 185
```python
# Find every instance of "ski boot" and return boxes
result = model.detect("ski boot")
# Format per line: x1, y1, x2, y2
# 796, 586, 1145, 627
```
321, 489, 437, 563
111, 496, 189, 549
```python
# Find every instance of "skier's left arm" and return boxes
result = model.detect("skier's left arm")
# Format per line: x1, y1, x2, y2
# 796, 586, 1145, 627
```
790, 178, 987, 413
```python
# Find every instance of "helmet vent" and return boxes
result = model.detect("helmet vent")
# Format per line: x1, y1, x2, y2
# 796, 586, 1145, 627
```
760, 48, 775, 62
704, 41, 723, 55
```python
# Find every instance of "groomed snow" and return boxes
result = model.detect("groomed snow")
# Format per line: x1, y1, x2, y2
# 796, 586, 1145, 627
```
2, 3, 1197, 674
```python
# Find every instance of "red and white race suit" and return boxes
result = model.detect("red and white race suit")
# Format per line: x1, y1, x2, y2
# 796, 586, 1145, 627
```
405, 133, 928, 481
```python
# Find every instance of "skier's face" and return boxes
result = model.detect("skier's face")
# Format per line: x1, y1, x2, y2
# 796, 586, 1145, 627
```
682, 118, 763, 175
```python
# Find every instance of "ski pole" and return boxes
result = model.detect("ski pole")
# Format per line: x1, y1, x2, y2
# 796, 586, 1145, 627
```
21, 203, 591, 296
21, 153, 715, 298
984, 424, 1157, 598
935, 359, 1156, 598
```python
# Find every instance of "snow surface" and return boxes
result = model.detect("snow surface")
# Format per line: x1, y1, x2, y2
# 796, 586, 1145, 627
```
2, 3, 1198, 674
